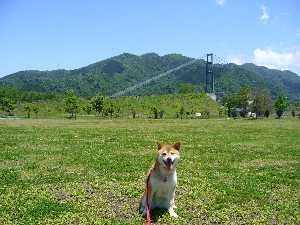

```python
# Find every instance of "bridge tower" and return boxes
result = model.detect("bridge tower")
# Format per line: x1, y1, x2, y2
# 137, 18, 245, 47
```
205, 53, 216, 100
205, 53, 214, 93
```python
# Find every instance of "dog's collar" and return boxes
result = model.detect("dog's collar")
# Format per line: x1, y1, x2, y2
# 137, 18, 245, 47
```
159, 171, 173, 182
156, 164, 175, 182
156, 171, 169, 182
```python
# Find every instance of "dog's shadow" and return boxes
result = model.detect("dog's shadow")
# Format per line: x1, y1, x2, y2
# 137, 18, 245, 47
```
147, 208, 169, 223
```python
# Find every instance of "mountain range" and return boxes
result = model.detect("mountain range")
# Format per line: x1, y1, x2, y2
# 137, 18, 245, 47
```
1, 53, 300, 100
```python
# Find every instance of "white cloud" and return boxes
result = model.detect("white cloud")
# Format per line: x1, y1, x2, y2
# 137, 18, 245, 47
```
253, 48, 300, 71
228, 55, 246, 65
216, 0, 225, 7
260, 5, 269, 23
228, 48, 300, 74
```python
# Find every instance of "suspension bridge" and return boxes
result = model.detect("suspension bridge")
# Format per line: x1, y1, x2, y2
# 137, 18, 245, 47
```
110, 54, 228, 99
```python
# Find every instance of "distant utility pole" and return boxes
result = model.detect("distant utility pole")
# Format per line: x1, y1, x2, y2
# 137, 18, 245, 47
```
205, 53, 214, 93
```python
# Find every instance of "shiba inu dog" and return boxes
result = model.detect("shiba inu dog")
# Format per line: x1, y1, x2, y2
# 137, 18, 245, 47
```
139, 142, 181, 219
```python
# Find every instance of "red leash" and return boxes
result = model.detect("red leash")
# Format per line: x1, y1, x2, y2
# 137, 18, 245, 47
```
144, 172, 152, 225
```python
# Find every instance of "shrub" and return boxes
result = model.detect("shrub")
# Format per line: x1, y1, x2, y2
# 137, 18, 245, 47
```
150, 107, 158, 119
82, 103, 92, 115
274, 96, 288, 119
159, 110, 164, 119
292, 110, 295, 117
64, 90, 79, 119
179, 106, 184, 119
24, 104, 32, 118
264, 110, 270, 118
91, 94, 104, 116
0, 97, 15, 116
32, 105, 39, 118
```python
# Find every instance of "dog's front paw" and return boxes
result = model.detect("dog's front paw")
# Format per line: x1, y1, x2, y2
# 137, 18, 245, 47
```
169, 208, 178, 218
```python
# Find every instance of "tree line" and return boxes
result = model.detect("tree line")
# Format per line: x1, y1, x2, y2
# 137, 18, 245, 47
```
222, 87, 297, 119
1, 85, 300, 119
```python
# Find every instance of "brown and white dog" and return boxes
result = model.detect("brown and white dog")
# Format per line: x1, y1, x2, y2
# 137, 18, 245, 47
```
139, 142, 181, 218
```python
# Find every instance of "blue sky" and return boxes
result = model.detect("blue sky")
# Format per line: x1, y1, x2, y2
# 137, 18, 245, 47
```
0, 0, 300, 77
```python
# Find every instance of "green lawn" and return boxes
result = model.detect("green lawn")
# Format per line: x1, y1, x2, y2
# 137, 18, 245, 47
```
0, 118, 299, 224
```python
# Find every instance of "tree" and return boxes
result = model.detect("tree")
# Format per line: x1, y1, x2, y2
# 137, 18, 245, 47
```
64, 90, 80, 119
264, 110, 270, 118
104, 100, 115, 118
159, 110, 165, 119
82, 102, 92, 115
222, 95, 239, 117
129, 103, 137, 119
274, 95, 288, 118
150, 106, 158, 119
238, 87, 252, 117
203, 111, 210, 119
131, 109, 136, 119
218, 107, 226, 117
292, 110, 296, 117
24, 103, 32, 118
0, 97, 15, 116
91, 94, 104, 116
32, 105, 39, 118
252, 89, 272, 117
179, 106, 185, 119
222, 87, 253, 118
114, 103, 120, 118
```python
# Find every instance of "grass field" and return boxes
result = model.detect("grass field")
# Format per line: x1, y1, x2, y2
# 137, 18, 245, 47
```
0, 118, 299, 224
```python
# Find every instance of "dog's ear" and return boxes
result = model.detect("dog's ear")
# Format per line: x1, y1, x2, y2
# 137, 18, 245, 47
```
157, 142, 163, 150
173, 142, 181, 151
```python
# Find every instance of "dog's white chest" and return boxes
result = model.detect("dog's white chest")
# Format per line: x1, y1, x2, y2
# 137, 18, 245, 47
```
150, 171, 177, 209
153, 171, 177, 196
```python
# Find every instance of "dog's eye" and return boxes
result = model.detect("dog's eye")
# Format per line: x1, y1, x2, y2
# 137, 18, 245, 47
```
170, 152, 175, 155
162, 153, 167, 156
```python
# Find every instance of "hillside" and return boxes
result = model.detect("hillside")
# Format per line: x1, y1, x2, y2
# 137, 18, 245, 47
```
1, 53, 300, 100
240, 63, 300, 100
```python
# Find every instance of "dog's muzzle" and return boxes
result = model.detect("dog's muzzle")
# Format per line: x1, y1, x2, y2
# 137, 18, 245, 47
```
164, 157, 174, 169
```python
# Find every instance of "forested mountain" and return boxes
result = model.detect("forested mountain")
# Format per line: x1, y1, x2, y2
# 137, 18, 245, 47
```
1, 53, 300, 100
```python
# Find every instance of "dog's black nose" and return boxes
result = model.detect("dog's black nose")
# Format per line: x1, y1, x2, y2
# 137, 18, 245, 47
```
164, 157, 173, 169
